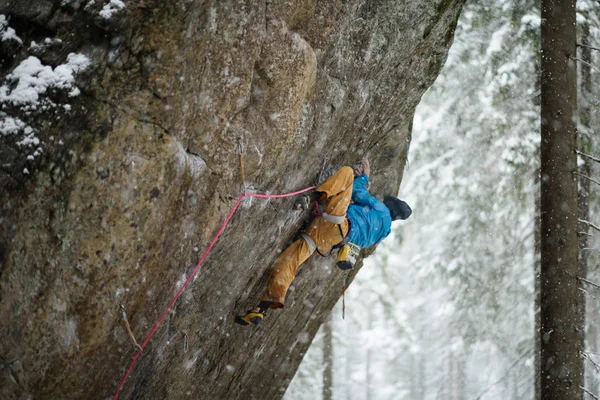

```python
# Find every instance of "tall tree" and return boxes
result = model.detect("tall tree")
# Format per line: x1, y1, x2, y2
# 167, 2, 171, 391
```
540, 0, 581, 399
534, 43, 542, 400
365, 307, 373, 400
577, 15, 593, 399
535, 169, 542, 400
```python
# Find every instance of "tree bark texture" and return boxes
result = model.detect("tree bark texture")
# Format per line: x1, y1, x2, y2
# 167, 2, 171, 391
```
535, 168, 543, 400
578, 18, 593, 400
540, 0, 582, 398
587, 302, 599, 397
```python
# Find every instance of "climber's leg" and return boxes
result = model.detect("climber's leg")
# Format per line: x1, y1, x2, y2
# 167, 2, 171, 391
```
235, 167, 354, 326
316, 166, 354, 216
259, 237, 314, 307
303, 217, 349, 255
292, 166, 353, 256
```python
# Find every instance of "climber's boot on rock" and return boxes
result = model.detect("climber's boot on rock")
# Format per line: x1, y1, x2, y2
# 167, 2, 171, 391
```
293, 191, 325, 211
293, 194, 311, 211
235, 308, 265, 326
235, 301, 273, 326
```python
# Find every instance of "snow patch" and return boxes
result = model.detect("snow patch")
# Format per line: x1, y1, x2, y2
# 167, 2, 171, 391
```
0, 15, 22, 44
61, 317, 79, 350
174, 142, 208, 178
100, 0, 126, 19
0, 49, 89, 170
0, 114, 26, 136
297, 332, 310, 344
486, 23, 509, 57
0, 54, 90, 106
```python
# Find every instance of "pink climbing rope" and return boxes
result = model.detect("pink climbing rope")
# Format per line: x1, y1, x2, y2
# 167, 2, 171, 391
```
112, 185, 315, 399
245, 187, 316, 199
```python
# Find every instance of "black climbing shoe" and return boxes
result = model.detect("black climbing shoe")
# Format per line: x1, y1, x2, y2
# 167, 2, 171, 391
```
235, 308, 265, 326
293, 191, 325, 211
293, 194, 311, 211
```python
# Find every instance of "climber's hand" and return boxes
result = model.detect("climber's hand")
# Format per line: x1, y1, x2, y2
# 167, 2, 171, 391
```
362, 157, 370, 177
353, 164, 363, 177
354, 157, 370, 177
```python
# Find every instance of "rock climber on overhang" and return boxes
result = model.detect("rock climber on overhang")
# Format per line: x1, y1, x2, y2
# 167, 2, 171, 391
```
235, 156, 412, 326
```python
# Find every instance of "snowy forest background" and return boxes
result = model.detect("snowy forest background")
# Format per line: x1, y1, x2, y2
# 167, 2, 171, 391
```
285, 0, 600, 399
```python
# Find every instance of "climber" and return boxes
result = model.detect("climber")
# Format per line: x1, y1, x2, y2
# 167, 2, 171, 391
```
235, 156, 412, 326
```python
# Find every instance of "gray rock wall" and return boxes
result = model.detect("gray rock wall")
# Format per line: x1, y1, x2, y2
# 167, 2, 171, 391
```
0, 0, 464, 399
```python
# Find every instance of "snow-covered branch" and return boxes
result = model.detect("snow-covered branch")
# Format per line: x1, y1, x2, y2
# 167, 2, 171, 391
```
571, 57, 600, 74
577, 42, 600, 52
579, 287, 597, 299
575, 172, 600, 187
581, 386, 600, 400
579, 276, 600, 291
579, 219, 600, 233
583, 351, 600, 374
577, 150, 600, 164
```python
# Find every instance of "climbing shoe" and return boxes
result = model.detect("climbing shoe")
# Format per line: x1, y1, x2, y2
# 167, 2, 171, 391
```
235, 308, 265, 326
293, 194, 311, 211
293, 191, 325, 211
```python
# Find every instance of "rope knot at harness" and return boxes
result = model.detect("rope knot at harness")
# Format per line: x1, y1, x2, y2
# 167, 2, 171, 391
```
312, 200, 322, 216
111, 185, 315, 399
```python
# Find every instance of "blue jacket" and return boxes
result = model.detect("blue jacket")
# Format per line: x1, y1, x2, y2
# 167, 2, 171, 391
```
346, 174, 392, 248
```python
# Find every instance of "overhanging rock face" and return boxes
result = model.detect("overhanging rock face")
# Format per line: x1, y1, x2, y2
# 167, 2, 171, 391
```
0, 1, 465, 399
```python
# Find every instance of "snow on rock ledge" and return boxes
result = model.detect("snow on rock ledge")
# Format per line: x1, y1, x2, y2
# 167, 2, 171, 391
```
0, 53, 90, 105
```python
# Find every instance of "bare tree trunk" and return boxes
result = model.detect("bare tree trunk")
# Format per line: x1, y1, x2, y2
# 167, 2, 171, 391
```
410, 353, 418, 400
449, 349, 456, 400
323, 314, 333, 400
410, 352, 426, 400
448, 342, 465, 400
540, 0, 582, 399
446, 339, 454, 400
535, 167, 542, 400
346, 319, 352, 400
533, 8, 542, 398
587, 302, 599, 397
457, 350, 466, 400
365, 308, 372, 400
578, 17, 593, 400
419, 353, 426, 400
512, 366, 520, 399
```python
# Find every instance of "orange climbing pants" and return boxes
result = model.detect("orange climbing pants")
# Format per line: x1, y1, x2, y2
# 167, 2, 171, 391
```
261, 166, 354, 307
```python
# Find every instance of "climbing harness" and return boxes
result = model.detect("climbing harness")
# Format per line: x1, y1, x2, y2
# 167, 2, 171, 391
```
307, 201, 350, 258
300, 233, 317, 254
321, 212, 345, 225
111, 185, 315, 400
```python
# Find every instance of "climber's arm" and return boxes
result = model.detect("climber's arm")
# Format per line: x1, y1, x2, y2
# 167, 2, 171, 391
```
352, 174, 380, 210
